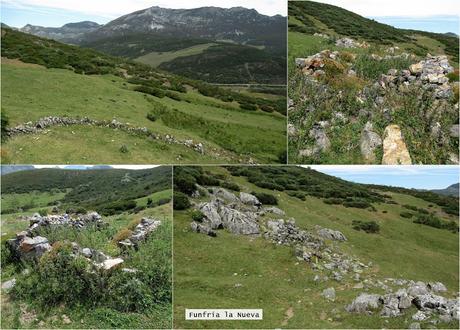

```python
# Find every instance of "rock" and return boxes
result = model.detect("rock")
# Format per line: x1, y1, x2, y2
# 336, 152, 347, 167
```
412, 310, 428, 321
288, 124, 298, 137
322, 287, 336, 301
428, 282, 447, 293
410, 63, 423, 74
1, 279, 16, 291
408, 281, 430, 297
316, 226, 347, 241
308, 126, 331, 154
413, 293, 447, 311
360, 122, 382, 163
62, 315, 71, 325
346, 293, 382, 313
99, 258, 124, 271
353, 282, 364, 289
264, 206, 285, 216
381, 294, 401, 317
199, 201, 223, 229
190, 222, 216, 237
409, 322, 421, 329
449, 124, 459, 138
382, 125, 412, 165
213, 188, 238, 203
239, 192, 261, 206
81, 248, 92, 258
219, 206, 259, 235
336, 37, 357, 48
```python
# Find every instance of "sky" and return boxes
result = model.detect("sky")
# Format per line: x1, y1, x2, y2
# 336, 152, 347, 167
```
314, 0, 459, 34
1, 0, 286, 28
308, 165, 459, 190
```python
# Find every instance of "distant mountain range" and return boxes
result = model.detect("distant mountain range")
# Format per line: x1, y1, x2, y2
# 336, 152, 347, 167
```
430, 183, 459, 197
0, 165, 114, 175
16, 6, 286, 84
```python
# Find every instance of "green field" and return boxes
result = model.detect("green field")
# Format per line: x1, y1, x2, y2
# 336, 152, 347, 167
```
1, 62, 286, 164
135, 43, 216, 67
173, 167, 459, 329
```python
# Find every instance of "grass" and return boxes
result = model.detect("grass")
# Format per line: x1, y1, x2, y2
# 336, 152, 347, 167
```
2, 62, 286, 164
135, 43, 216, 67
1, 190, 67, 214
173, 167, 459, 329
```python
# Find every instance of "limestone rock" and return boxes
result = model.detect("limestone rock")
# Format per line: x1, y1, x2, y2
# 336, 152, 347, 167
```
239, 192, 261, 206
316, 226, 347, 241
382, 125, 412, 165
1, 279, 16, 291
346, 293, 382, 313
190, 222, 216, 237
322, 287, 336, 301
100, 258, 124, 271
360, 122, 382, 163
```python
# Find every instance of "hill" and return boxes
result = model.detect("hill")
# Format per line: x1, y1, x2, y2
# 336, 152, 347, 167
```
288, 0, 459, 165
173, 166, 459, 329
1, 27, 286, 164
20, 6, 287, 84
1, 167, 172, 328
20, 21, 101, 44
431, 183, 459, 197
0, 165, 35, 175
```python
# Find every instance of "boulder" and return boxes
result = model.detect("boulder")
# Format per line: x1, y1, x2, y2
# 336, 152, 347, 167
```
100, 258, 124, 271
412, 310, 428, 321
413, 293, 447, 311
428, 282, 447, 293
1, 279, 16, 291
345, 293, 382, 313
449, 124, 459, 138
409, 63, 423, 74
264, 206, 285, 216
408, 281, 430, 297
316, 227, 347, 241
360, 122, 382, 163
81, 248, 92, 258
382, 125, 412, 165
409, 322, 421, 329
239, 192, 261, 206
219, 206, 259, 235
322, 287, 336, 301
213, 188, 238, 203
199, 201, 223, 229
190, 222, 216, 237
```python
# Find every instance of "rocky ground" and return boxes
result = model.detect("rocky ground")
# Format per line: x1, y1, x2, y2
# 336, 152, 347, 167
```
289, 36, 459, 164
186, 185, 459, 328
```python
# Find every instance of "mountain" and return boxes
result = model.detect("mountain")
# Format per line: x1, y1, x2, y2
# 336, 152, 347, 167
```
0, 165, 35, 175
431, 183, 459, 196
82, 7, 285, 51
20, 21, 101, 44
173, 166, 459, 328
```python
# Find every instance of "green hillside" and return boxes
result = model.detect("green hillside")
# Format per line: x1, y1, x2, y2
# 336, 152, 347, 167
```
1, 27, 286, 164
1, 167, 172, 328
288, 1, 459, 165
173, 166, 459, 329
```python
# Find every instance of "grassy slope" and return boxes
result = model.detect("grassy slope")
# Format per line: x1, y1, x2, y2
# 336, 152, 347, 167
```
1, 62, 285, 164
135, 43, 216, 67
173, 167, 459, 329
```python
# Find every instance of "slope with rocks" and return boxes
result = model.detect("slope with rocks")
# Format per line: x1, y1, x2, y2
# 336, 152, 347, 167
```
1, 27, 286, 164
173, 166, 458, 329
288, 0, 459, 164
19, 21, 101, 44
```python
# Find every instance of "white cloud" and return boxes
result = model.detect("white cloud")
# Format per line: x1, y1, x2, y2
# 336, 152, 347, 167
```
311, 0, 459, 17
2, 0, 286, 18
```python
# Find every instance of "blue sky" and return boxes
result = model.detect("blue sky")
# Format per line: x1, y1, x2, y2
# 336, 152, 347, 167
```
370, 16, 459, 34
308, 166, 459, 190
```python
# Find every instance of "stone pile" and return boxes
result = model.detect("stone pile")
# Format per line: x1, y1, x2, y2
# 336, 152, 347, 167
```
335, 37, 369, 48
7, 232, 52, 260
7, 116, 206, 155
118, 217, 162, 249
27, 212, 106, 234
295, 50, 343, 78
265, 218, 319, 247
378, 54, 454, 99
346, 281, 459, 323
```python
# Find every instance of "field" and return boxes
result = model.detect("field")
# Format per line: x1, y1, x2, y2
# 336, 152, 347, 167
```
1, 27, 286, 164
173, 166, 459, 329
135, 43, 216, 67
1, 168, 173, 329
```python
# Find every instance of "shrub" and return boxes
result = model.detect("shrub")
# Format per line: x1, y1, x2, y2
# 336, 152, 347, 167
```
147, 198, 153, 206
221, 181, 240, 191
324, 198, 343, 205
119, 145, 129, 153
343, 200, 371, 209
1, 109, 9, 141
190, 210, 205, 222
352, 220, 380, 233
173, 192, 190, 210
286, 190, 306, 201
99, 200, 137, 216
402, 204, 418, 211
38, 209, 48, 216
113, 228, 133, 242
146, 112, 156, 122
400, 212, 413, 219
174, 173, 196, 195
240, 102, 258, 111
251, 192, 278, 205
413, 214, 443, 229
134, 85, 165, 98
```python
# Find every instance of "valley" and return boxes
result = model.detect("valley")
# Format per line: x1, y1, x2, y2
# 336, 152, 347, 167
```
1, 25, 286, 164
288, 0, 459, 164
173, 166, 459, 329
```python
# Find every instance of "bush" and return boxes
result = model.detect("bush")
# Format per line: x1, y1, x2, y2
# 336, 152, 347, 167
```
352, 220, 380, 233
400, 212, 413, 218
402, 204, 418, 211
190, 210, 205, 222
147, 198, 153, 206
343, 200, 371, 209
99, 199, 137, 216
286, 190, 306, 200
1, 109, 9, 141
113, 228, 133, 242
173, 192, 190, 210
120, 145, 129, 153
324, 198, 343, 205
146, 112, 156, 122
38, 209, 48, 216
134, 85, 165, 98
240, 102, 258, 111
221, 181, 240, 191
251, 191, 278, 205
174, 173, 197, 195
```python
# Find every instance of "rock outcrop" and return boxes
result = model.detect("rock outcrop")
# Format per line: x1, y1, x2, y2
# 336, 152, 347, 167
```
118, 217, 162, 249
382, 125, 412, 165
